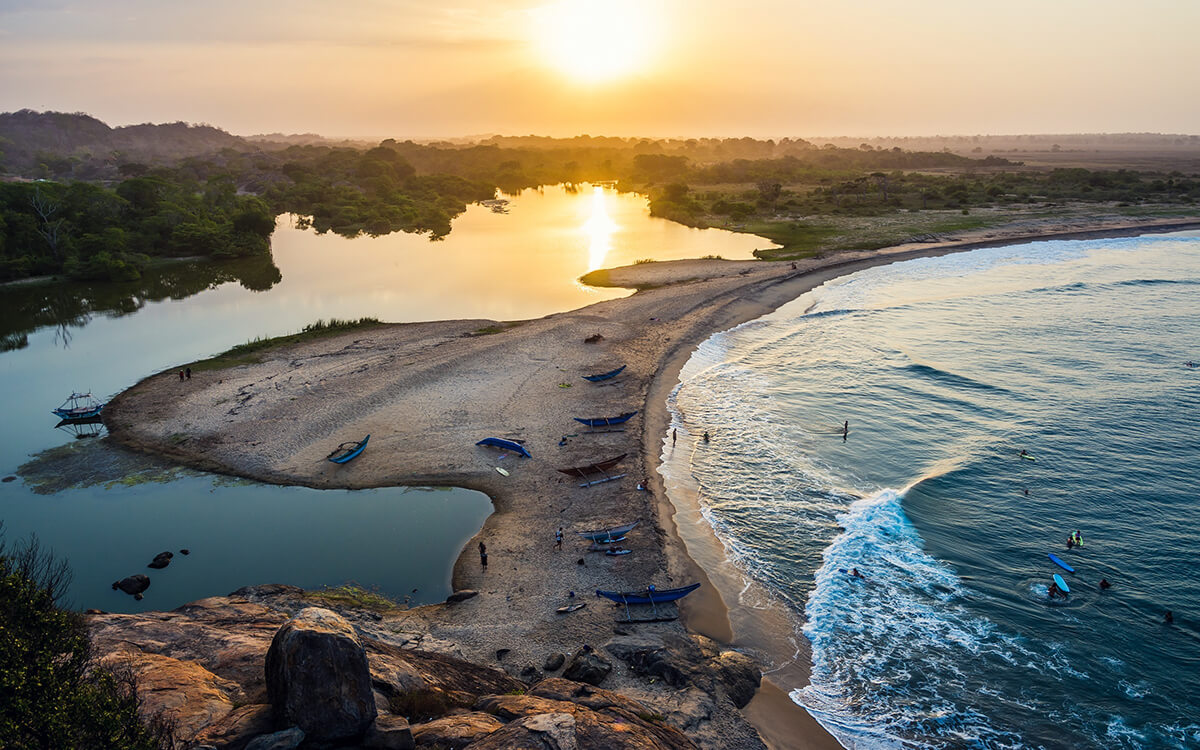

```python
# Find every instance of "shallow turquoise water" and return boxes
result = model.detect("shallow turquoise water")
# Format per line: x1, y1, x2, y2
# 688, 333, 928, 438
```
669, 233, 1200, 748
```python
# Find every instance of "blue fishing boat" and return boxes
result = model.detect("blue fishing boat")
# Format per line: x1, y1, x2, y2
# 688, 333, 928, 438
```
476, 437, 532, 458
595, 582, 700, 605
582, 364, 626, 382
327, 434, 369, 464
573, 411, 638, 428
51, 392, 104, 421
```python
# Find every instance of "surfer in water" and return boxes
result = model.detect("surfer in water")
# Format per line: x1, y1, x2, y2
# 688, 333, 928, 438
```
1019, 449, 1029, 458
1066, 536, 1075, 551
702, 431, 710, 443
843, 420, 849, 442
1048, 581, 1066, 599
851, 567, 865, 580
1072, 530, 1084, 547
1099, 579, 1112, 590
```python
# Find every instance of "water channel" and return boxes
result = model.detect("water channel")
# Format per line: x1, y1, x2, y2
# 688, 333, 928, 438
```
0, 184, 768, 612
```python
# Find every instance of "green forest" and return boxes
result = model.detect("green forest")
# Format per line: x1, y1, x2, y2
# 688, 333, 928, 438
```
2, 111, 1199, 282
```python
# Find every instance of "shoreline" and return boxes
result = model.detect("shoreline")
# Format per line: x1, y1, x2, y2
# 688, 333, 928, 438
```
101, 214, 1200, 748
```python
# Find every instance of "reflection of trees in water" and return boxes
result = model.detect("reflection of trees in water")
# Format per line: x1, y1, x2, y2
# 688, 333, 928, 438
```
0, 255, 281, 351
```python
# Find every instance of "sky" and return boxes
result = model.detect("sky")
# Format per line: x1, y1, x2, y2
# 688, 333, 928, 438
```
1, 0, 1198, 139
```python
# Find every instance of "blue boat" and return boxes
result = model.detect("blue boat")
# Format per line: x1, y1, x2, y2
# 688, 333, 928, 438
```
476, 437, 532, 458
327, 434, 369, 464
573, 411, 638, 428
582, 365, 626, 382
51, 392, 104, 421
595, 582, 700, 605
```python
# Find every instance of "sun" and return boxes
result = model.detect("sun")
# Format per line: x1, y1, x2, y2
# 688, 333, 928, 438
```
533, 0, 655, 84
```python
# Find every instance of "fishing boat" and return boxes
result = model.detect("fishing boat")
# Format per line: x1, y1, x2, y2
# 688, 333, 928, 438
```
595, 583, 700, 605
476, 437, 532, 458
582, 364, 626, 382
51, 392, 104, 421
573, 411, 637, 428
327, 434, 369, 464
557, 453, 626, 478
576, 520, 639, 542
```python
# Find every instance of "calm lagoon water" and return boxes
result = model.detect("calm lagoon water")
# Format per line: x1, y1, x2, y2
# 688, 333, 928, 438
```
0, 184, 765, 612
665, 233, 1200, 748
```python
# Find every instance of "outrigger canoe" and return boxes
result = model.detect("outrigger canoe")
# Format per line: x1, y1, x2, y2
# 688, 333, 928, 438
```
573, 411, 637, 428
582, 365, 626, 382
557, 454, 626, 478
595, 583, 700, 605
52, 392, 104, 421
576, 521, 639, 542
327, 434, 369, 464
476, 437, 532, 458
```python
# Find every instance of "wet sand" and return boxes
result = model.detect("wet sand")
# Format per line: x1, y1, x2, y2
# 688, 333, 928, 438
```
103, 214, 1200, 749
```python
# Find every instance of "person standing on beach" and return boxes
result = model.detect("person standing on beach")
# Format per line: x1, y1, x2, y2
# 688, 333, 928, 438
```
185, 367, 191, 380
555, 528, 563, 550
479, 541, 488, 568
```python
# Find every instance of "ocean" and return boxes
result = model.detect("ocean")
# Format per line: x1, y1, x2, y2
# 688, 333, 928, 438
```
663, 233, 1200, 748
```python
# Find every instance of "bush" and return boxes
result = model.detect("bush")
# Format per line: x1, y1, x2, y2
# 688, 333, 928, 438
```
0, 524, 170, 749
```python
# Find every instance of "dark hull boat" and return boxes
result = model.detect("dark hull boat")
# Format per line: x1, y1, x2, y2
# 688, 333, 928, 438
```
556, 453, 626, 478
52, 392, 104, 421
582, 364, 626, 382
476, 437, 532, 458
576, 521, 639, 542
573, 411, 637, 428
327, 434, 369, 464
595, 583, 701, 605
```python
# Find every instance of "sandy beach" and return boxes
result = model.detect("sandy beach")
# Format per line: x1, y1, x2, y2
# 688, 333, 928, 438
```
103, 214, 1200, 749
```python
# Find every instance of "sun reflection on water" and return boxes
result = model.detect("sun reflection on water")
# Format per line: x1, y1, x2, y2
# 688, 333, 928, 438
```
584, 185, 618, 270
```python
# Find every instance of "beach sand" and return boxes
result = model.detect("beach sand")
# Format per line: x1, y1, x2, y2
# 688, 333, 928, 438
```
103, 214, 1200, 749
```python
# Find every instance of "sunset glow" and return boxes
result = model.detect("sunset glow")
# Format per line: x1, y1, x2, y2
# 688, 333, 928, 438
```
583, 185, 618, 270
533, 0, 655, 83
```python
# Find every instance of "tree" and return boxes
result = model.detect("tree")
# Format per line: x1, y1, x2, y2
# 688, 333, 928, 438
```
0, 524, 171, 749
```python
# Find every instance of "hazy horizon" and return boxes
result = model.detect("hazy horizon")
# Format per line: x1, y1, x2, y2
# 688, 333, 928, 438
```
2, 1, 1199, 139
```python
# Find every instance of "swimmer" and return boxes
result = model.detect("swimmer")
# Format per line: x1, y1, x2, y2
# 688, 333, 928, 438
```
1099, 579, 1111, 590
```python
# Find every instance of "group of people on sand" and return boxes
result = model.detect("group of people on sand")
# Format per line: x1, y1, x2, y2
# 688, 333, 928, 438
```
177, 367, 191, 381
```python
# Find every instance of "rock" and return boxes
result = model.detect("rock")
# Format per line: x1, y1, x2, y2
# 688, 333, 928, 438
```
445, 589, 478, 603
604, 633, 761, 709
93, 651, 242, 741
584, 333, 604, 343
495, 648, 510, 660
520, 664, 541, 682
148, 551, 174, 569
363, 714, 415, 749
543, 652, 566, 671
112, 574, 150, 595
264, 607, 376, 743
562, 647, 611, 686
409, 712, 503, 748
469, 712, 577, 750
192, 704, 274, 750
84, 608, 107, 615
2, 475, 16, 482
244, 726, 305, 750
476, 683, 697, 749
180, 548, 191, 555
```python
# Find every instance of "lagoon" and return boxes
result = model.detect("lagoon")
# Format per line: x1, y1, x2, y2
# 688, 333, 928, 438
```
0, 184, 765, 612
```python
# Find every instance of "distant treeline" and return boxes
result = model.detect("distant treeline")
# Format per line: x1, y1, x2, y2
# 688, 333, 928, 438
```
3, 110, 1199, 281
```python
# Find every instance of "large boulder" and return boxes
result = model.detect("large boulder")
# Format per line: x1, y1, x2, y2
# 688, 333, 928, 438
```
244, 727, 304, 750
264, 607, 376, 743
112, 574, 150, 596
467, 713, 577, 750
561, 646, 612, 686
409, 712, 504, 748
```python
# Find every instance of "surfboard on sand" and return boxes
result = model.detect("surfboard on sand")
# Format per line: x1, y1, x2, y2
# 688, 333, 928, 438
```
1048, 553, 1075, 574
495, 467, 510, 476
1053, 574, 1070, 594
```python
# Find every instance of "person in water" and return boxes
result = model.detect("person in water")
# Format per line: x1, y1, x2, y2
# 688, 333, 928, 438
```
1164, 610, 1174, 624
1048, 582, 1063, 599
851, 567, 865, 580
702, 431, 710, 443
1067, 537, 1075, 550
1073, 530, 1084, 547
1099, 578, 1112, 590
843, 420, 849, 442
1019, 449, 1029, 458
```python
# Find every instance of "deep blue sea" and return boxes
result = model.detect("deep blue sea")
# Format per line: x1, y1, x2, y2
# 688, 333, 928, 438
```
667, 234, 1200, 748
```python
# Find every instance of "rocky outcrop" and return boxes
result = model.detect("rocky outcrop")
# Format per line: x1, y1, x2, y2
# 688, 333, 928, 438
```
604, 633, 761, 709
409, 712, 504, 748
112, 573, 150, 596
264, 607, 376, 743
147, 551, 174, 569
86, 588, 720, 750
